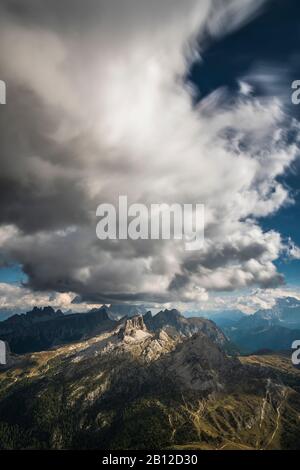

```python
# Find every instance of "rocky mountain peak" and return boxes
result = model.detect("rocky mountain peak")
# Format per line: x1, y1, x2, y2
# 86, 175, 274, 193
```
118, 315, 151, 342
6, 306, 64, 324
28, 306, 64, 321
125, 315, 147, 331
161, 309, 181, 319
143, 308, 230, 349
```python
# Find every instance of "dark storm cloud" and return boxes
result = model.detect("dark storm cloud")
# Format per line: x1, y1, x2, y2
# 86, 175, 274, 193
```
0, 83, 93, 232
182, 240, 267, 272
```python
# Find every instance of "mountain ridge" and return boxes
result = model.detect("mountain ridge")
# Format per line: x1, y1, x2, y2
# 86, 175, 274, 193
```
0, 306, 233, 355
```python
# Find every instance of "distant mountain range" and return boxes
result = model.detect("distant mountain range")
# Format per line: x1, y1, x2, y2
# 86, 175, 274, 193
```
234, 297, 300, 330
224, 297, 300, 353
183, 298, 300, 353
184, 309, 246, 328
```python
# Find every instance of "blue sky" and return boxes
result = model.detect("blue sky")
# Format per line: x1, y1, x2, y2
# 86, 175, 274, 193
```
0, 265, 26, 284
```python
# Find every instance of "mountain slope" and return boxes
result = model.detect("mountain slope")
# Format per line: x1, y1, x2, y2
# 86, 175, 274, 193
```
0, 307, 115, 354
0, 315, 299, 450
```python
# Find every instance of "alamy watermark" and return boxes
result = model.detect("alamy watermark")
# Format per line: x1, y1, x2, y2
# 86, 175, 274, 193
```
291, 80, 300, 105
0, 80, 6, 104
292, 340, 300, 366
96, 196, 205, 251
0, 340, 7, 365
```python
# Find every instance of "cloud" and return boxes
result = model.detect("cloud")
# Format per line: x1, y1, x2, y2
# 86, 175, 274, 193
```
286, 238, 300, 260
231, 287, 300, 314
180, 287, 300, 315
0, 0, 299, 306
0, 283, 101, 316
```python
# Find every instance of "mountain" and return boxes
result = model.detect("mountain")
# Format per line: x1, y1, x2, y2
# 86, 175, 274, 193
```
225, 297, 300, 353
5, 306, 64, 325
0, 306, 237, 356
0, 315, 299, 450
0, 307, 115, 354
184, 309, 246, 328
144, 308, 227, 341
144, 309, 238, 354
0, 309, 20, 322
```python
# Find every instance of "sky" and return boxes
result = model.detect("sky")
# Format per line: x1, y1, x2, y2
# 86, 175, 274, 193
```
0, 0, 299, 316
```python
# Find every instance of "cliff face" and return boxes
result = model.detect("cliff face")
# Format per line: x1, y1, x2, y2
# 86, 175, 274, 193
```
0, 307, 115, 354
118, 315, 150, 340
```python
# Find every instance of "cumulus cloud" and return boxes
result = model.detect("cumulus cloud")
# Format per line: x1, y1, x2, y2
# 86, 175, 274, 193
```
0, 0, 299, 306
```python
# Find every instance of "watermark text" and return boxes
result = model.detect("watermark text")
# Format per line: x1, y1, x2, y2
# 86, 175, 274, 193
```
96, 196, 205, 251
292, 340, 300, 365
0, 80, 6, 104
0, 340, 7, 365
291, 80, 300, 105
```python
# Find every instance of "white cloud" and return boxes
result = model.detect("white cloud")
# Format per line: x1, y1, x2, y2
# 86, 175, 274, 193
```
0, 283, 101, 315
286, 238, 300, 260
239, 81, 254, 96
180, 287, 300, 315
0, 0, 299, 305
